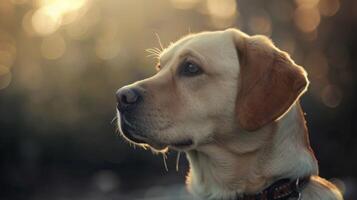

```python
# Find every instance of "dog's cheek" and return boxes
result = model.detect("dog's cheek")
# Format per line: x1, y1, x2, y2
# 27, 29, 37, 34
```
149, 118, 209, 145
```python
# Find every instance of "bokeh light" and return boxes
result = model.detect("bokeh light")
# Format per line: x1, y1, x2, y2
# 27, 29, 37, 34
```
30, 0, 88, 35
31, 6, 62, 35
294, 5, 321, 32
206, 0, 236, 19
319, 0, 340, 16
248, 14, 272, 36
206, 0, 237, 28
321, 84, 343, 108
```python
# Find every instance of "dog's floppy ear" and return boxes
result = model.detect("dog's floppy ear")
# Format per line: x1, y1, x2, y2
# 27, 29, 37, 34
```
230, 29, 309, 131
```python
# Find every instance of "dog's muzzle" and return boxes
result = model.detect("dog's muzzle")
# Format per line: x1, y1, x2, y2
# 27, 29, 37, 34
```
116, 86, 147, 144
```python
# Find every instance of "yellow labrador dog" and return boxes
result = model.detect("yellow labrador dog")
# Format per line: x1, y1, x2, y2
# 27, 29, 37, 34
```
116, 29, 343, 200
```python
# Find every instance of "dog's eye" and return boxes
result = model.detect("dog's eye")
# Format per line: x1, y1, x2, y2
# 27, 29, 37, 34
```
180, 61, 202, 76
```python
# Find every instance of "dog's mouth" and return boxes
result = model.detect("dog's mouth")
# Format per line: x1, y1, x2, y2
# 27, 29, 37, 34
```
119, 114, 168, 151
120, 114, 147, 144
119, 113, 194, 151
168, 139, 195, 151
169, 139, 194, 150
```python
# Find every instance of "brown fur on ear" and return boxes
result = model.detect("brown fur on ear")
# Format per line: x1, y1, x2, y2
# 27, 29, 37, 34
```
229, 29, 309, 131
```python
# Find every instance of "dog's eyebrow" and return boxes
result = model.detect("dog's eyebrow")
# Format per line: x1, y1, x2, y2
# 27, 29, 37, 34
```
157, 48, 206, 72
177, 48, 202, 59
177, 48, 206, 66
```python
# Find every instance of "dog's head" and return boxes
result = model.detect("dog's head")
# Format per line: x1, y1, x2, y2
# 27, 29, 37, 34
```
116, 29, 308, 151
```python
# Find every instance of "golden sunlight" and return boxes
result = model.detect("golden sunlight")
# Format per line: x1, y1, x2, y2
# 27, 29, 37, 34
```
31, 7, 62, 35
30, 0, 88, 35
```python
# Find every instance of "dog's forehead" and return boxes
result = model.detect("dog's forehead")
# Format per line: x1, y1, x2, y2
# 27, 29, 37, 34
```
160, 31, 234, 65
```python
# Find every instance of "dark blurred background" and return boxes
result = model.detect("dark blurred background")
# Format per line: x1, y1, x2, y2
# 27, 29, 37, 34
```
0, 0, 356, 199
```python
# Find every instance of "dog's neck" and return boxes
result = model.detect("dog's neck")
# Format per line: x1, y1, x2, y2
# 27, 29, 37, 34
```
185, 103, 318, 200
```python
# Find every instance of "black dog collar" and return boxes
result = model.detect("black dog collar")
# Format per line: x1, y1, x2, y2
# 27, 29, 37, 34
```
235, 176, 310, 200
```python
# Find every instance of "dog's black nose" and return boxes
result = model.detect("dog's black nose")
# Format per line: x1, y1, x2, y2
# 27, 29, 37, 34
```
116, 87, 141, 111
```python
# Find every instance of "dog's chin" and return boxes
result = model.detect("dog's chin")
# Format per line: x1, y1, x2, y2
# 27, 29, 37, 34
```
128, 137, 169, 152
120, 125, 146, 144
147, 139, 195, 152
147, 142, 168, 152
118, 117, 194, 152
168, 139, 195, 151
119, 125, 168, 151
147, 140, 194, 152
121, 129, 193, 152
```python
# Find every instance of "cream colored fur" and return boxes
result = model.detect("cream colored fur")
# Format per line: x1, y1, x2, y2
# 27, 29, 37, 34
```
186, 104, 342, 200
117, 29, 343, 200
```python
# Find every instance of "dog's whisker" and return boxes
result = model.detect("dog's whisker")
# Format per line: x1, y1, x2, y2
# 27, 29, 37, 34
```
145, 48, 161, 55
145, 48, 162, 60
110, 116, 118, 124
146, 54, 160, 59
151, 47, 163, 56
162, 153, 168, 172
145, 50, 158, 55
142, 144, 148, 150
176, 152, 181, 172
145, 52, 156, 56
155, 33, 164, 51
152, 47, 162, 54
